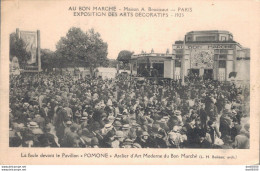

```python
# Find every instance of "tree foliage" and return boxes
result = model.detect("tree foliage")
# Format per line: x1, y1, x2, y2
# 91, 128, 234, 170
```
41, 49, 55, 71
107, 59, 118, 68
55, 27, 108, 68
117, 50, 134, 64
9, 33, 31, 66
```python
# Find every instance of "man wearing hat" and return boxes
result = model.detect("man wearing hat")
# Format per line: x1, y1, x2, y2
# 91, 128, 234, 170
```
21, 130, 35, 147
43, 124, 59, 147
111, 131, 124, 148
168, 126, 182, 148
80, 128, 95, 147
121, 138, 133, 148
28, 121, 39, 129
221, 135, 233, 149
63, 123, 80, 147
63, 120, 72, 137
198, 103, 208, 129
39, 103, 49, 123
233, 128, 249, 149
99, 130, 116, 148
122, 124, 130, 138
74, 107, 82, 124
101, 123, 113, 136
113, 121, 122, 131
230, 118, 242, 141
9, 125, 22, 147
153, 129, 168, 148
91, 122, 104, 141
37, 134, 51, 147
107, 116, 115, 124
197, 131, 211, 148
33, 114, 45, 129
55, 108, 70, 143
219, 113, 232, 139
30, 125, 44, 147
80, 115, 88, 129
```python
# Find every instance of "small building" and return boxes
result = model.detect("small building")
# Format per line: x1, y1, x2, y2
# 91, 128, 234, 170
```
131, 50, 174, 79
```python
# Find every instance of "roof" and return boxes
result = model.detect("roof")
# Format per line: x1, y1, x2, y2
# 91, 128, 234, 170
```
186, 30, 232, 35
131, 53, 172, 59
174, 40, 238, 44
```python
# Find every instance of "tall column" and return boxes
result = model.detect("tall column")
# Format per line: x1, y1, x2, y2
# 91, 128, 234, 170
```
136, 60, 138, 76
199, 68, 204, 76
130, 63, 133, 75
233, 47, 236, 72
181, 37, 186, 85
172, 58, 175, 80
37, 30, 41, 72
116, 63, 119, 74
214, 57, 219, 80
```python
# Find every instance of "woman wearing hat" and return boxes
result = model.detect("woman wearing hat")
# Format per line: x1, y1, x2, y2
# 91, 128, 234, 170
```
134, 131, 156, 148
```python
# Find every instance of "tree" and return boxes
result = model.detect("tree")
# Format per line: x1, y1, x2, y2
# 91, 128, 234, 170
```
41, 49, 55, 71
117, 50, 134, 65
107, 59, 118, 68
84, 28, 108, 72
55, 27, 108, 69
9, 33, 30, 67
56, 27, 88, 67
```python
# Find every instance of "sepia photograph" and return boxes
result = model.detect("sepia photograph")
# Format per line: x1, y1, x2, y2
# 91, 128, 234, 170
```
1, 0, 259, 165
9, 28, 250, 149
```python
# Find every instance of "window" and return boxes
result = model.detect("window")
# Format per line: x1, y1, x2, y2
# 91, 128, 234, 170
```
220, 49, 228, 54
196, 36, 215, 41
214, 54, 219, 60
214, 49, 219, 54
175, 49, 183, 54
221, 36, 226, 41
228, 50, 233, 54
219, 60, 226, 68
187, 37, 192, 41
219, 54, 227, 59
176, 55, 182, 59
175, 60, 181, 67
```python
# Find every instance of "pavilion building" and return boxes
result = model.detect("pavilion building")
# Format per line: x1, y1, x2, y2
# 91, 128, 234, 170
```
131, 30, 250, 82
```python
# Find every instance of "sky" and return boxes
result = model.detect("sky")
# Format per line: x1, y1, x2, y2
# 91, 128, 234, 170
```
2, 0, 259, 60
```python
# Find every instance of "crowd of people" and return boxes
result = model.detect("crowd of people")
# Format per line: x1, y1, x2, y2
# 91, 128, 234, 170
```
9, 71, 250, 148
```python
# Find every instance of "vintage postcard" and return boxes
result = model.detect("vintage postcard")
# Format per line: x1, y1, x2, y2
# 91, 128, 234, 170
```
0, 0, 259, 165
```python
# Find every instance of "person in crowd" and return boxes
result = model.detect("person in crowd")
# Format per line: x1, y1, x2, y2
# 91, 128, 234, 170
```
9, 72, 250, 148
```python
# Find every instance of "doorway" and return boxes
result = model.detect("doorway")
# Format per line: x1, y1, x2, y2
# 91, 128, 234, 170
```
152, 63, 164, 77
204, 69, 213, 80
